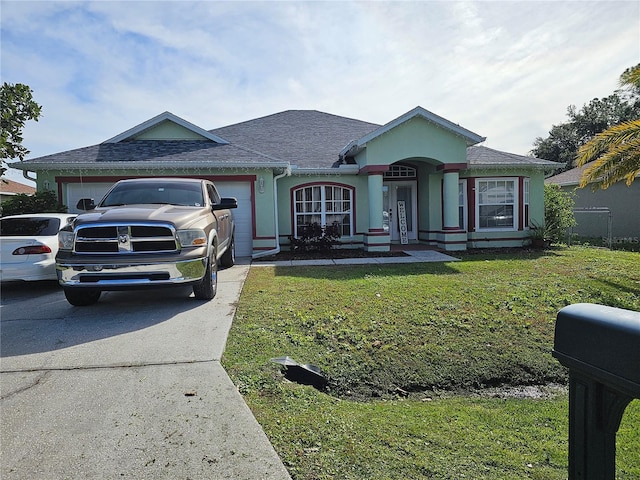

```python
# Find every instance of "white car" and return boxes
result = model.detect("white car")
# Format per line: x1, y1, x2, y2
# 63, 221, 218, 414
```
0, 213, 76, 282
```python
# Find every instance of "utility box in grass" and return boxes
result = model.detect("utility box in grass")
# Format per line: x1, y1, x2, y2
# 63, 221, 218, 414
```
553, 303, 640, 480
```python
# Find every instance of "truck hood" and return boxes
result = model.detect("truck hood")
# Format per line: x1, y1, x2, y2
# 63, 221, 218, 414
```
74, 205, 208, 229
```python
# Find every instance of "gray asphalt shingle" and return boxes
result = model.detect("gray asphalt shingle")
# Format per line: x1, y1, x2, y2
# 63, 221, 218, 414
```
211, 110, 380, 168
467, 145, 559, 168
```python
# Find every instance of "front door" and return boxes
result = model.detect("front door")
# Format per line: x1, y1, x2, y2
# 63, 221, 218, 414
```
383, 181, 417, 242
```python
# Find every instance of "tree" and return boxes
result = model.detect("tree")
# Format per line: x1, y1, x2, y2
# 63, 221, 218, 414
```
531, 66, 640, 172
0, 82, 43, 178
531, 122, 581, 167
576, 64, 640, 189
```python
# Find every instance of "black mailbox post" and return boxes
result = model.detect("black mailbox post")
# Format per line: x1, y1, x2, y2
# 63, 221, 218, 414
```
553, 303, 640, 480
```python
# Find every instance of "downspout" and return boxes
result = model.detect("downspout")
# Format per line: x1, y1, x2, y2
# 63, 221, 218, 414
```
252, 166, 292, 259
23, 170, 37, 183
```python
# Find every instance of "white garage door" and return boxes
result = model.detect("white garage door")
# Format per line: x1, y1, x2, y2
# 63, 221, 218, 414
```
65, 180, 253, 257
66, 182, 115, 213
215, 182, 252, 257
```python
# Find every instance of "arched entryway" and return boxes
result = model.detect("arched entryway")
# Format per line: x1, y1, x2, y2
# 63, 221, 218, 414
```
382, 164, 418, 243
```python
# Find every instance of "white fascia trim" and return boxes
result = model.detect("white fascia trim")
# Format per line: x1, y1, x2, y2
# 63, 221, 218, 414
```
290, 165, 360, 175
340, 106, 486, 157
468, 163, 559, 171
103, 112, 230, 145
10, 161, 290, 171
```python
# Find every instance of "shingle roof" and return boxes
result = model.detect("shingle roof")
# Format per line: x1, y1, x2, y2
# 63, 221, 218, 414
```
17, 140, 287, 169
545, 165, 587, 186
0, 179, 36, 195
467, 146, 560, 169
14, 110, 560, 172
545, 163, 640, 186
211, 110, 380, 168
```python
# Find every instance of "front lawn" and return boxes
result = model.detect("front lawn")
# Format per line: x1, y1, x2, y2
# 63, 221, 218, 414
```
222, 247, 640, 479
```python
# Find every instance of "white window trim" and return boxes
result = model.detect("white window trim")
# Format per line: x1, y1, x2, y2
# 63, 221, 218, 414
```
524, 178, 530, 230
475, 178, 519, 231
384, 164, 417, 178
293, 185, 353, 237
459, 179, 467, 231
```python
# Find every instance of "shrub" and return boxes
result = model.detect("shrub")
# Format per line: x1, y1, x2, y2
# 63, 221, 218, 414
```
0, 190, 67, 216
289, 222, 341, 253
543, 184, 577, 243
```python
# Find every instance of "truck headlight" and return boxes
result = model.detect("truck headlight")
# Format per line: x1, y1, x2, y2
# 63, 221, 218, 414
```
58, 230, 75, 251
177, 229, 207, 247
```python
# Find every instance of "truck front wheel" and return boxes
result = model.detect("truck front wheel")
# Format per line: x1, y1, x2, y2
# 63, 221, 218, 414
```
63, 287, 102, 306
193, 248, 217, 300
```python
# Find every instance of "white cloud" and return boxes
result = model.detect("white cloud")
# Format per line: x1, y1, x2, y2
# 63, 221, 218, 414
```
1, 0, 639, 186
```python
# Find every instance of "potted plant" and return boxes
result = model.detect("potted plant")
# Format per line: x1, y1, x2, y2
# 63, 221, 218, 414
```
529, 220, 551, 248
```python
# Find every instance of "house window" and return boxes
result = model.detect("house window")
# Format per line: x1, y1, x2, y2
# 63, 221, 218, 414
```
458, 179, 467, 230
294, 185, 353, 237
384, 165, 416, 178
476, 179, 517, 230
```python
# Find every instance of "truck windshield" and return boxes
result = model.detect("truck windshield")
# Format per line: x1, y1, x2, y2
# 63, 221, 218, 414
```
101, 182, 205, 207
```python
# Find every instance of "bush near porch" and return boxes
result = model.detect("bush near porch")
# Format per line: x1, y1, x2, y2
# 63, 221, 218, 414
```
222, 247, 640, 479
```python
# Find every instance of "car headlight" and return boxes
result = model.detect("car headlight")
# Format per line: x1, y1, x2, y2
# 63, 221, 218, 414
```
58, 230, 75, 251
177, 229, 207, 248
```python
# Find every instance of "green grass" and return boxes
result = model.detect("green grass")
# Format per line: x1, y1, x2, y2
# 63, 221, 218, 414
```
222, 247, 640, 479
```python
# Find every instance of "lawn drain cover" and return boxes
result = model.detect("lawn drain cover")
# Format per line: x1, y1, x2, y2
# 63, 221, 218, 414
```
271, 356, 328, 389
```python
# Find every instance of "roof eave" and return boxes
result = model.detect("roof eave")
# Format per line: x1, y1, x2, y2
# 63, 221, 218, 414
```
290, 165, 360, 175
468, 163, 560, 171
10, 161, 290, 171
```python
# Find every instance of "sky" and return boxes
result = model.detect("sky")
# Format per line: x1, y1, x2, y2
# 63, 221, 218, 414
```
2, 0, 639, 184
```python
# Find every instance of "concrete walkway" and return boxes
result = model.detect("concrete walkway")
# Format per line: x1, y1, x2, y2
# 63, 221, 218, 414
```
252, 249, 459, 267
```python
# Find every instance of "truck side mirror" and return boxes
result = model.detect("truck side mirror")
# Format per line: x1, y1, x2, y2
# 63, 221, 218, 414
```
76, 198, 96, 211
213, 197, 238, 210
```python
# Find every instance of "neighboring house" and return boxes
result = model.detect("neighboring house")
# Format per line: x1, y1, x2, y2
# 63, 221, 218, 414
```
0, 178, 36, 204
546, 165, 640, 242
12, 107, 560, 257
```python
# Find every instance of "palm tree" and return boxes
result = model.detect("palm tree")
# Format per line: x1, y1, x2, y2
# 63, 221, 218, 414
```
576, 64, 640, 189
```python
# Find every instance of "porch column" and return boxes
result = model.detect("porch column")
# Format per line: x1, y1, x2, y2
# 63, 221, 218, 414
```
442, 170, 459, 230
440, 168, 467, 251
362, 167, 390, 252
368, 172, 384, 231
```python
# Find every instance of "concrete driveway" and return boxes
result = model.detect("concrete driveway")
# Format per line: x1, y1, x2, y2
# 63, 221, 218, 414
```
0, 260, 292, 480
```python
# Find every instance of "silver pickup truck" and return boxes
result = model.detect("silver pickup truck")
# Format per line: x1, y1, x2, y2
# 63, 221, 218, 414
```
56, 177, 237, 306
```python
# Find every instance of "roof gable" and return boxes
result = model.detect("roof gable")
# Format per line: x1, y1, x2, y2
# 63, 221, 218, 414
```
341, 106, 486, 158
104, 112, 229, 144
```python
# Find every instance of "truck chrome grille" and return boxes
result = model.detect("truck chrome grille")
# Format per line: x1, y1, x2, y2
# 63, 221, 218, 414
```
74, 223, 178, 254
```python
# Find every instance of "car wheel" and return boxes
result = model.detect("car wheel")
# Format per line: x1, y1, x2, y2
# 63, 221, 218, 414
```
219, 235, 235, 268
63, 287, 101, 306
193, 247, 217, 300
